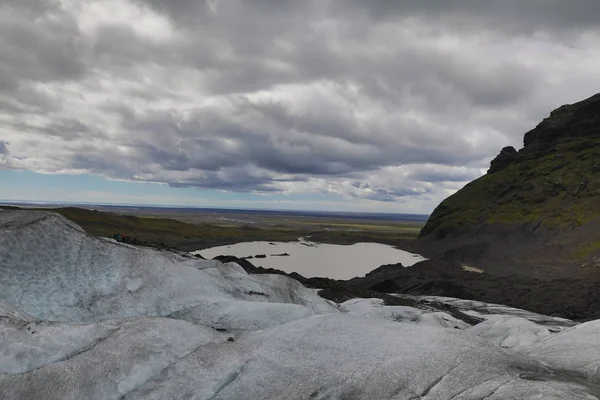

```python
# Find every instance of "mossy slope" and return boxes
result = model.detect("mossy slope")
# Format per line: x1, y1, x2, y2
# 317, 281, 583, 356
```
420, 93, 600, 261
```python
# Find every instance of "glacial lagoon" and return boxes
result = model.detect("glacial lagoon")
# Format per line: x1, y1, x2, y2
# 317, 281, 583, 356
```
194, 238, 427, 280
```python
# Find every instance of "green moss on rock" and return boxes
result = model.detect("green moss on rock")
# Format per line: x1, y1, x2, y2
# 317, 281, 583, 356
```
421, 93, 600, 240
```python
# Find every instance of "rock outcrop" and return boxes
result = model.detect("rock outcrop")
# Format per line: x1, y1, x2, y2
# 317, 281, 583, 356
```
488, 146, 518, 173
522, 93, 600, 154
419, 92, 600, 271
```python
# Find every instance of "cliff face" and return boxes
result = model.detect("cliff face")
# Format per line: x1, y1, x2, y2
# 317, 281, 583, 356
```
419, 92, 600, 267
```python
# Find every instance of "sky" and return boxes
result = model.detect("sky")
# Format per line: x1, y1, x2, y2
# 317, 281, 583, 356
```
1, 1, 600, 213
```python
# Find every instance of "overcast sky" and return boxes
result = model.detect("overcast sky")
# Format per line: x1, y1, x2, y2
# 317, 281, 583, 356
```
1, 0, 600, 213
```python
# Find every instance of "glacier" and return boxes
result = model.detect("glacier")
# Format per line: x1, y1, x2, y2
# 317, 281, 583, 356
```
1, 210, 600, 399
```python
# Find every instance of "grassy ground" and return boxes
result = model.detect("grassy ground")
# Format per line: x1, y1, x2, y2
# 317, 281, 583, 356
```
3, 206, 424, 252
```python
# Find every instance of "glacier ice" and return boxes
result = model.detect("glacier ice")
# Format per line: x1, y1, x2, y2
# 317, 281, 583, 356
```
1, 210, 600, 399
340, 298, 471, 329
467, 315, 552, 349
526, 320, 600, 382
0, 210, 336, 324
124, 314, 598, 400
0, 317, 223, 399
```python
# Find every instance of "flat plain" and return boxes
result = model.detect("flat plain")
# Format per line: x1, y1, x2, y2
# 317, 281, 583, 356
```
0, 203, 426, 252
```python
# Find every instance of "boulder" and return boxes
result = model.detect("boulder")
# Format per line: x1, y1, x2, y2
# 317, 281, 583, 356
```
488, 146, 518, 173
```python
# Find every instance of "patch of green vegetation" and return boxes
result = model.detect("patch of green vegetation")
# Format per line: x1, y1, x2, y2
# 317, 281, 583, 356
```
308, 229, 421, 246
421, 137, 600, 238
24, 207, 302, 251
13, 207, 423, 252
573, 239, 600, 259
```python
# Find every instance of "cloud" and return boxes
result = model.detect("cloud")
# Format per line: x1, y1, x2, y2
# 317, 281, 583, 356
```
2, 0, 600, 210
0, 141, 9, 169
340, 1, 600, 34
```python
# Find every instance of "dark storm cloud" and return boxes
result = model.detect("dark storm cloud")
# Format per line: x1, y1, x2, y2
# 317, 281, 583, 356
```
142, 0, 600, 34
350, 180, 435, 202
0, 1, 87, 84
0, 141, 8, 155
10, 119, 102, 142
407, 165, 481, 184
2, 0, 600, 206
111, 96, 496, 178
168, 168, 282, 193
0, 0, 87, 118
128, 0, 540, 109
341, 0, 600, 33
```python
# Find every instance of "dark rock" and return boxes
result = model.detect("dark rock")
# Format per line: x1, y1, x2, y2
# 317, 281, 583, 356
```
246, 290, 269, 297
368, 279, 399, 293
522, 93, 600, 154
213, 255, 262, 273
488, 146, 518, 174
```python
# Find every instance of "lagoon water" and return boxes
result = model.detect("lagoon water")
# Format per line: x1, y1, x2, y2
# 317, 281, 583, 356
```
194, 239, 427, 280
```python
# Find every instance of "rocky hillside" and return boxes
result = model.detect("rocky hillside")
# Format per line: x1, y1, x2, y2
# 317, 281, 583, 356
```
419, 92, 600, 270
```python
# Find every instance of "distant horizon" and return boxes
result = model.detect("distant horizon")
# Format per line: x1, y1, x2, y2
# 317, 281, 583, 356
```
0, 199, 430, 218
0, 170, 441, 215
